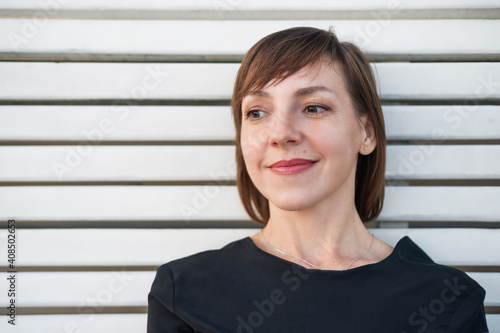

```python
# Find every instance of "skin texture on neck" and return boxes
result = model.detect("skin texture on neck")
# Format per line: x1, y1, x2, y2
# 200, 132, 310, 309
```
256, 196, 379, 271
253, 212, 391, 271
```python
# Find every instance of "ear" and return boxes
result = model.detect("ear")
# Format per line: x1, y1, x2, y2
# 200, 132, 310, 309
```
359, 116, 376, 155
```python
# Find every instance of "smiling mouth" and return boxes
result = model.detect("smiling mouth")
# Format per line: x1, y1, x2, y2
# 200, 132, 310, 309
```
268, 159, 317, 175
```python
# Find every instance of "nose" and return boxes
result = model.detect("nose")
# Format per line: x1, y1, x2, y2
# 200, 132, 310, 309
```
268, 114, 301, 147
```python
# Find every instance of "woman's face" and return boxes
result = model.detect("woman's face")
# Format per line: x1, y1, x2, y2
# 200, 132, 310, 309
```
240, 58, 375, 212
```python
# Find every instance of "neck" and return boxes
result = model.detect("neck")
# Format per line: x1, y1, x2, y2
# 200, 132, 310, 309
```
263, 198, 373, 270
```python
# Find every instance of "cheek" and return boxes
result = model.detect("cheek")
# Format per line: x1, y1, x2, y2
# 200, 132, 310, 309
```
308, 120, 361, 158
240, 133, 264, 187
240, 128, 255, 164
240, 126, 270, 165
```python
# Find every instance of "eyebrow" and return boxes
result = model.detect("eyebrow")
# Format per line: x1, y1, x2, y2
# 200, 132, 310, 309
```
246, 85, 333, 99
295, 85, 333, 96
246, 90, 270, 98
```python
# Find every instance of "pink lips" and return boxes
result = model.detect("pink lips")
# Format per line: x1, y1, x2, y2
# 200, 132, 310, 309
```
268, 158, 317, 175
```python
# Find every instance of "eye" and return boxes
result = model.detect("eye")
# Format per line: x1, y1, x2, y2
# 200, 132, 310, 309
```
305, 105, 328, 114
245, 110, 265, 120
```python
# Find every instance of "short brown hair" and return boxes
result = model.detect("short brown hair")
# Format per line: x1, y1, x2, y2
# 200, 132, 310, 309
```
231, 27, 386, 225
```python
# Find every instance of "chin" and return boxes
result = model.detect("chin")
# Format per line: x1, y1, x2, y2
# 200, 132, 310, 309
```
267, 194, 318, 212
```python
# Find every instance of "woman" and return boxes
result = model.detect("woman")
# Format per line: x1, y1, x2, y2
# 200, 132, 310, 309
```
148, 27, 489, 332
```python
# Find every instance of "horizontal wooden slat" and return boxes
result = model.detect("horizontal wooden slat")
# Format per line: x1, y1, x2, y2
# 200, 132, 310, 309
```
0, 314, 146, 333
487, 315, 500, 331
0, 314, 498, 333
0, 229, 257, 266
1, 62, 499, 101
0, 185, 245, 221
0, 106, 234, 142
1, 105, 499, 142
377, 63, 500, 101
0, 146, 237, 182
2, 0, 499, 11
381, 186, 500, 222
1, 20, 499, 60
383, 105, 500, 141
0, 145, 499, 181
0, 271, 497, 307
385, 145, 500, 180
0, 186, 499, 222
0, 271, 153, 307
0, 1, 499, 22
0, 228, 498, 266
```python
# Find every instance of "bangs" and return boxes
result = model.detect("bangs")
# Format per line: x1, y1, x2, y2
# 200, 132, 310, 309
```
237, 27, 339, 99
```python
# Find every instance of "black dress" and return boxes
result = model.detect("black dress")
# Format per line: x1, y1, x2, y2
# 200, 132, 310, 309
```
147, 236, 489, 333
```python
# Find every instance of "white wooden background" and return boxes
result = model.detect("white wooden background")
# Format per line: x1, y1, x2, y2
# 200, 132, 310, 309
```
0, 1, 499, 332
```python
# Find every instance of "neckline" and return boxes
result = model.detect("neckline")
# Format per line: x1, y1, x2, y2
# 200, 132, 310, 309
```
244, 235, 410, 273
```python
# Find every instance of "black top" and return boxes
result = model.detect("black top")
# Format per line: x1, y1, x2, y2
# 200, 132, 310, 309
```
147, 236, 489, 333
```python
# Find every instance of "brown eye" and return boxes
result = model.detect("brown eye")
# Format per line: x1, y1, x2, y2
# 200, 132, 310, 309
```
246, 110, 264, 119
305, 105, 326, 114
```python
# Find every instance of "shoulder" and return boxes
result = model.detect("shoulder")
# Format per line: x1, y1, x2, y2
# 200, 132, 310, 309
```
394, 236, 484, 290
149, 236, 256, 318
391, 236, 488, 332
165, 236, 252, 272
151, 236, 253, 288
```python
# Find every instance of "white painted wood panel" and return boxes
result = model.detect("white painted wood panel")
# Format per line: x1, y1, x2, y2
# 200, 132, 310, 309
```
1, 228, 498, 266
0, 186, 499, 222
1, 105, 499, 142
381, 186, 500, 222
0, 313, 146, 333
385, 145, 500, 180
0, 146, 238, 182
1, 0, 499, 11
487, 315, 500, 332
0, 62, 235, 101
0, 271, 497, 307
0, 271, 153, 308
0, 145, 499, 181
0, 314, 498, 333
375, 63, 500, 101
1, 0, 499, 25
0, 229, 257, 267
0, 185, 246, 221
0, 105, 234, 141
1, 62, 499, 101
1, 20, 498, 58
383, 105, 500, 141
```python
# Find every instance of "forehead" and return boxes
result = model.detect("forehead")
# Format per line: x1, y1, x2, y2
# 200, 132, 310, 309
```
245, 59, 347, 97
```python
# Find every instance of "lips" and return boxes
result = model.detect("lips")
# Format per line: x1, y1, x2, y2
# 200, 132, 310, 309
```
268, 158, 317, 175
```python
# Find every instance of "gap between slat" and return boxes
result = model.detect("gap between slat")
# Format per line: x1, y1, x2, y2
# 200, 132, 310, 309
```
2, 53, 500, 63
1, 8, 499, 20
